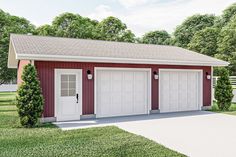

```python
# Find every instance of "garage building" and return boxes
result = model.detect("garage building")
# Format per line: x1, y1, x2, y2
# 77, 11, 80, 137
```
8, 34, 228, 122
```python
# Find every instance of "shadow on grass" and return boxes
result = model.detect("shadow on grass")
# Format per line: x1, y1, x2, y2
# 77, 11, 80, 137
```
0, 110, 57, 129
0, 99, 15, 102
0, 109, 16, 112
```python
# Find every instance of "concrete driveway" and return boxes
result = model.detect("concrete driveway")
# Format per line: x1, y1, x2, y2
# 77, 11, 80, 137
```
55, 111, 236, 157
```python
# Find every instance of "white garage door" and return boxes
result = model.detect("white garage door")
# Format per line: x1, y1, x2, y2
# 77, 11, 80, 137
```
96, 68, 150, 118
159, 69, 202, 113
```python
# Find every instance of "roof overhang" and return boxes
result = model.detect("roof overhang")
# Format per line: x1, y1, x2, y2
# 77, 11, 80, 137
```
14, 53, 229, 67
8, 35, 229, 68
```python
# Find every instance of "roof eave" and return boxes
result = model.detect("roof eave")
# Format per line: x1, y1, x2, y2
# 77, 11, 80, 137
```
16, 54, 229, 67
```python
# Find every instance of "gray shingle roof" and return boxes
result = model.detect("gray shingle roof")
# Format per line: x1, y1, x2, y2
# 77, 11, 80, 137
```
9, 34, 228, 67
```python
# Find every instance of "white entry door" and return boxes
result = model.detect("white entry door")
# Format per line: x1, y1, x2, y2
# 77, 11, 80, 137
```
159, 69, 202, 113
55, 69, 82, 121
95, 68, 150, 118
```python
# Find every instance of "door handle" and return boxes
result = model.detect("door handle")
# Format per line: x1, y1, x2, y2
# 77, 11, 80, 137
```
76, 93, 79, 103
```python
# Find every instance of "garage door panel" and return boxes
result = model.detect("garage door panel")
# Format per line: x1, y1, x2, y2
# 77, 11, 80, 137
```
160, 70, 201, 113
187, 72, 198, 110
169, 72, 179, 112
178, 72, 188, 111
96, 69, 149, 118
161, 72, 170, 112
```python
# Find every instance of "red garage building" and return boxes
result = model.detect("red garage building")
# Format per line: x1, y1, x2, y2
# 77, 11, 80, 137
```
8, 34, 228, 122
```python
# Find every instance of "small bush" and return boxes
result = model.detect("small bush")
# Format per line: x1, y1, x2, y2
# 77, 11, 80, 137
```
214, 67, 234, 111
16, 64, 44, 127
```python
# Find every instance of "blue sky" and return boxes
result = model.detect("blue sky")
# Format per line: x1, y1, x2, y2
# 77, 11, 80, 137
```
0, 0, 235, 36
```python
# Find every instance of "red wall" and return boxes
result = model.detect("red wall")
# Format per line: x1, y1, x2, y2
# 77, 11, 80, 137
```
33, 61, 211, 118
17, 60, 30, 85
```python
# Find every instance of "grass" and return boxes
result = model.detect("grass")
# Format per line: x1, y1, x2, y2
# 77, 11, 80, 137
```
209, 101, 236, 116
0, 92, 185, 157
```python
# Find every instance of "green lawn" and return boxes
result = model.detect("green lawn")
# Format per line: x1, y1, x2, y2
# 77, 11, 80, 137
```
210, 101, 236, 116
0, 92, 184, 157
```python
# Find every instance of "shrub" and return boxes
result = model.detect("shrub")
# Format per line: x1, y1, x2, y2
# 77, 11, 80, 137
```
16, 64, 44, 127
214, 67, 234, 111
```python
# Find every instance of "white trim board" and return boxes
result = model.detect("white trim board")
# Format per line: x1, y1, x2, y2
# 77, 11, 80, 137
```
94, 67, 152, 118
9, 52, 229, 68
211, 66, 213, 106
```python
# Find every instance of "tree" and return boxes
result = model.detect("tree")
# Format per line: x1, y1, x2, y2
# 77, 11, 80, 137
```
217, 15, 236, 55
141, 30, 171, 45
0, 10, 34, 85
214, 68, 233, 111
52, 12, 98, 39
95, 16, 135, 42
188, 27, 219, 56
16, 64, 44, 127
35, 24, 55, 36
118, 30, 135, 43
217, 15, 236, 75
0, 9, 9, 32
221, 3, 236, 26
173, 14, 216, 48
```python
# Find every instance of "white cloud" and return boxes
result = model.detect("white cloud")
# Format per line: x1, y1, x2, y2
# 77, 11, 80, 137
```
88, 5, 114, 21
118, 0, 148, 8
88, 0, 236, 37
118, 0, 236, 36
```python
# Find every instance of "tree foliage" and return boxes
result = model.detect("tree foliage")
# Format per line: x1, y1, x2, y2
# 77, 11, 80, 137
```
214, 68, 233, 111
95, 16, 135, 42
217, 15, 236, 55
0, 10, 34, 84
221, 3, 236, 26
16, 64, 44, 127
141, 30, 171, 45
35, 24, 55, 36
188, 27, 219, 56
174, 14, 216, 48
51, 13, 98, 39
217, 15, 236, 75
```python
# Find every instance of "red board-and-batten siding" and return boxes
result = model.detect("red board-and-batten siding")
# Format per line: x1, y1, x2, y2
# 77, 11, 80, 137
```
31, 61, 211, 118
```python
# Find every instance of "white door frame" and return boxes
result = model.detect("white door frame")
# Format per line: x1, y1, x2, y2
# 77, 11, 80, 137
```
158, 69, 203, 112
94, 67, 152, 117
54, 69, 83, 121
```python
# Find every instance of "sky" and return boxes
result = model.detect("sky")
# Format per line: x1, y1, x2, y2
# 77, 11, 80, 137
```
0, 0, 235, 36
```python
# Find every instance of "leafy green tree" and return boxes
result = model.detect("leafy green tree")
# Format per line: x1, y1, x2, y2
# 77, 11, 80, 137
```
217, 15, 236, 56
174, 14, 216, 48
188, 27, 219, 56
0, 10, 34, 85
118, 30, 135, 43
214, 68, 233, 111
0, 9, 9, 32
215, 52, 236, 76
221, 3, 236, 26
217, 15, 236, 75
228, 52, 236, 75
52, 12, 98, 39
141, 30, 171, 45
16, 64, 44, 127
35, 24, 55, 36
95, 16, 135, 42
